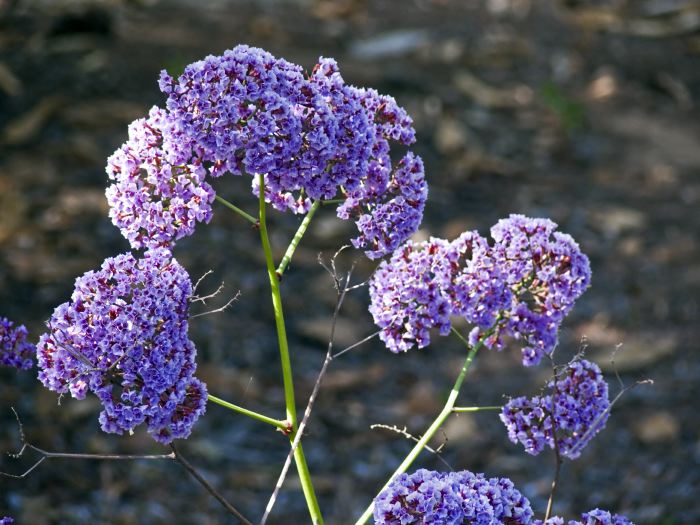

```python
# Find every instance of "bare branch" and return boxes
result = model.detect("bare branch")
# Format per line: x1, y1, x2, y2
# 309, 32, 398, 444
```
1, 409, 174, 479
191, 291, 240, 318
370, 424, 452, 470
192, 270, 214, 296
170, 443, 253, 525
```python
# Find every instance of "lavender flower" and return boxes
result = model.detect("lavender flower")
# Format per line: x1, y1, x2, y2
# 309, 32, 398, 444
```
369, 238, 458, 352
36, 248, 206, 444
373, 469, 533, 525
0, 517, 13, 525
500, 359, 610, 459
0, 317, 34, 370
535, 509, 634, 525
106, 106, 215, 250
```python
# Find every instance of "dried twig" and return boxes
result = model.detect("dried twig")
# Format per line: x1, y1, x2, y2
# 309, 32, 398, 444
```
170, 443, 253, 525
370, 424, 452, 470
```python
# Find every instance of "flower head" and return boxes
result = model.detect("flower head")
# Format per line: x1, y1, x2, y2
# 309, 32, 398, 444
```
500, 359, 610, 459
369, 238, 458, 352
535, 509, 634, 525
37, 248, 206, 444
106, 106, 215, 249
0, 317, 34, 370
373, 469, 533, 525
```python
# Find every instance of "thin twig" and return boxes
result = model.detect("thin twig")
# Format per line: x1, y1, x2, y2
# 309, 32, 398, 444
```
261, 249, 356, 524
191, 291, 240, 318
544, 357, 563, 522
192, 270, 214, 296
1, 409, 174, 480
332, 330, 380, 359
370, 424, 452, 470
170, 443, 253, 525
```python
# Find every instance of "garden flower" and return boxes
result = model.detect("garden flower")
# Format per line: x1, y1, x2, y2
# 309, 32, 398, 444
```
106, 106, 215, 250
500, 359, 610, 459
0, 317, 34, 370
372, 468, 533, 525
535, 508, 634, 524
36, 248, 206, 444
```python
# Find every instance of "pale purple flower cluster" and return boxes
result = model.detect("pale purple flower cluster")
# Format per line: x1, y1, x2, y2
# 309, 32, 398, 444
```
368, 238, 457, 352
36, 248, 206, 444
534, 509, 634, 525
0, 317, 34, 370
153, 45, 424, 258
369, 215, 590, 363
500, 359, 609, 459
106, 106, 215, 250
0, 517, 13, 525
373, 468, 533, 525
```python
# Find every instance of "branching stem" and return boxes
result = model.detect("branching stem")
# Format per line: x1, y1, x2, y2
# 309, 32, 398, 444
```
207, 394, 287, 431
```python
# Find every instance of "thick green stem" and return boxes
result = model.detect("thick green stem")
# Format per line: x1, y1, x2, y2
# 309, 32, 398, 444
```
207, 394, 287, 431
215, 195, 258, 225
258, 174, 324, 524
276, 200, 321, 277
354, 332, 485, 525
452, 405, 502, 413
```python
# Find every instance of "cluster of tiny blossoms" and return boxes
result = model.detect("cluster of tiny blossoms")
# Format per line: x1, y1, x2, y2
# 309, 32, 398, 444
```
0, 517, 12, 524
105, 44, 426, 258
369, 215, 591, 365
500, 358, 610, 460
36, 248, 206, 444
373, 468, 533, 525
534, 509, 633, 525
0, 317, 34, 370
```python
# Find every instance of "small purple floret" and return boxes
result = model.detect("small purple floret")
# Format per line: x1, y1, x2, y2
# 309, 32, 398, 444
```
36, 248, 206, 444
0, 317, 34, 370
500, 359, 610, 459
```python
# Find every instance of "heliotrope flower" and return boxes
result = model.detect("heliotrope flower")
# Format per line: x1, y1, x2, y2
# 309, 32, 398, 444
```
535, 508, 634, 525
373, 468, 533, 525
106, 106, 215, 250
0, 517, 13, 525
500, 359, 610, 459
36, 248, 206, 444
0, 317, 34, 370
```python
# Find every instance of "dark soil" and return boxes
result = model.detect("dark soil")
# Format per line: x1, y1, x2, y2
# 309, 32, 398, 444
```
1, 1, 699, 524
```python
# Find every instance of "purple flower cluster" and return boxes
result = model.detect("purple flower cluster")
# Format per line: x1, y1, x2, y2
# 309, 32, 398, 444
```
105, 45, 425, 256
373, 468, 533, 525
500, 359, 610, 459
0, 317, 34, 370
368, 238, 457, 352
535, 509, 634, 525
369, 215, 590, 364
106, 106, 216, 250
36, 248, 206, 444
0, 517, 13, 525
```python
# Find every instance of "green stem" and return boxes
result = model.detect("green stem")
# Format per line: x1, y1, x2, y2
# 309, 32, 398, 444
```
321, 198, 345, 205
258, 174, 324, 524
354, 331, 486, 525
207, 394, 287, 431
276, 200, 321, 277
452, 405, 502, 413
215, 195, 258, 225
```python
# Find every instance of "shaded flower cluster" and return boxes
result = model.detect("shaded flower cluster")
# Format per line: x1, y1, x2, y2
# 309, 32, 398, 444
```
0, 317, 34, 370
373, 468, 533, 525
36, 248, 206, 444
106, 106, 215, 250
500, 359, 610, 459
369, 215, 590, 364
534, 509, 634, 525
137, 44, 425, 257
0, 517, 13, 525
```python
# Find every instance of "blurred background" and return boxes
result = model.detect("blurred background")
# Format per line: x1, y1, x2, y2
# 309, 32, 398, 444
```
1, 0, 699, 523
